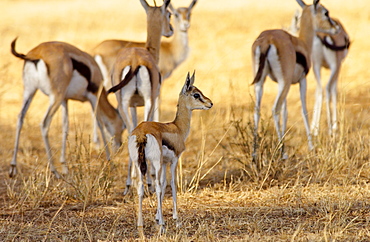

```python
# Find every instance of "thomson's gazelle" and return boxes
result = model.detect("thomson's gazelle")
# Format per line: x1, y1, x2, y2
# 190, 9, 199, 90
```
311, 18, 350, 136
289, 10, 350, 136
108, 0, 173, 194
92, 0, 197, 88
9, 38, 124, 178
128, 72, 212, 235
108, 0, 173, 133
251, 0, 338, 159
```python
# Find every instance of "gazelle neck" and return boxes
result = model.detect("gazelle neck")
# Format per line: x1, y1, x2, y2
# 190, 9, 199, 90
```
145, 13, 162, 63
170, 28, 189, 65
298, 8, 315, 54
170, 20, 189, 65
173, 97, 192, 139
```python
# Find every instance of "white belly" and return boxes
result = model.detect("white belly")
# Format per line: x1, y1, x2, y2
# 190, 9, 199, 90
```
162, 145, 177, 163
65, 70, 89, 101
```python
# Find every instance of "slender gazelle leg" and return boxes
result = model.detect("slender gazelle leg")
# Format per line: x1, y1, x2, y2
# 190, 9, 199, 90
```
299, 77, 314, 150
170, 157, 179, 223
272, 81, 290, 158
40, 95, 65, 178
326, 65, 340, 136
311, 62, 324, 136
60, 100, 69, 175
252, 47, 268, 161
9, 87, 37, 177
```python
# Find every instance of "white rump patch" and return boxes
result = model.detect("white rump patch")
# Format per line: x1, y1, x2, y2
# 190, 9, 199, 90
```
145, 134, 161, 169
128, 135, 138, 162
119, 66, 136, 104
253, 46, 261, 75
267, 44, 284, 83
137, 66, 151, 99
121, 66, 131, 81
23, 59, 51, 96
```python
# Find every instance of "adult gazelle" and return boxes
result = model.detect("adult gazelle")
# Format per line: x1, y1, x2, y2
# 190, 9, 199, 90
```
9, 38, 124, 178
251, 0, 338, 159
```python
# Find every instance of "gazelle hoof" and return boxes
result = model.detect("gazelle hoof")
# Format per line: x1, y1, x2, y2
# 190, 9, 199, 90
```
9, 165, 17, 178
252, 152, 258, 162
123, 185, 131, 196
62, 165, 69, 175
147, 183, 155, 194
175, 219, 181, 228
282, 152, 289, 160
158, 224, 166, 234
137, 226, 145, 238
52, 170, 61, 179
159, 225, 166, 234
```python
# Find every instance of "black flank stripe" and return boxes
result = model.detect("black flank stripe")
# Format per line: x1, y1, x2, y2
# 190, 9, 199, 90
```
296, 52, 309, 75
71, 58, 98, 93
162, 139, 176, 154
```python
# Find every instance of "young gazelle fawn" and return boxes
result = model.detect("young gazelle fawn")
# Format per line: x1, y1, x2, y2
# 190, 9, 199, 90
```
107, 0, 173, 194
128, 72, 212, 235
289, 10, 350, 137
9, 38, 123, 178
251, 0, 339, 160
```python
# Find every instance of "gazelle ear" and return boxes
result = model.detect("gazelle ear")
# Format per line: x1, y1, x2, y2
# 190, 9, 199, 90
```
181, 72, 193, 94
189, 0, 197, 10
169, 2, 175, 12
190, 70, 195, 86
140, 0, 149, 11
169, 3, 179, 16
162, 0, 171, 11
296, 0, 307, 8
313, 0, 320, 12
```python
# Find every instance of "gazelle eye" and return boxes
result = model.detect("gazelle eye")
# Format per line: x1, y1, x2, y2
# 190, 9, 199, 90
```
193, 93, 200, 99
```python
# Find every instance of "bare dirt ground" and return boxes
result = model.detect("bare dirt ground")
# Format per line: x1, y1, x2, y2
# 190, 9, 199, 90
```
1, 0, 370, 241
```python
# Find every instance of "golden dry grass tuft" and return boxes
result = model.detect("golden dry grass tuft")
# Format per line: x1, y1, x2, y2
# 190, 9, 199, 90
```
1, 0, 370, 241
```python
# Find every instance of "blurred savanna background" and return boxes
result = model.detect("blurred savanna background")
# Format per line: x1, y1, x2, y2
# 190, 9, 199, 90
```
1, 0, 370, 240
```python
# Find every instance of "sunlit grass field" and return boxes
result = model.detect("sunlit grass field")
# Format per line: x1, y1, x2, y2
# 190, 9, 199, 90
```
1, 0, 370, 240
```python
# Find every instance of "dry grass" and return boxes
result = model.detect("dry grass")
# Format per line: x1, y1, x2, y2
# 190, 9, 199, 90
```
1, 0, 370, 241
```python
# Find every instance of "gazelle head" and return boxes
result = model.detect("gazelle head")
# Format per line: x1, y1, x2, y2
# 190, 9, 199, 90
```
180, 72, 213, 111
140, 0, 174, 38
297, 0, 339, 35
169, 0, 197, 32
108, 117, 124, 152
